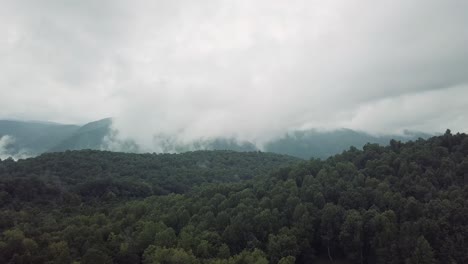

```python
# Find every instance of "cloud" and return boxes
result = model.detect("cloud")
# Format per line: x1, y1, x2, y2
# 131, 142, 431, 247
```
344, 84, 468, 135
0, 135, 15, 160
1, 0, 467, 149
0, 135, 30, 160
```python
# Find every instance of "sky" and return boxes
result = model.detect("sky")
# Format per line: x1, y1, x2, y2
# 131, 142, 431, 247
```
1, 0, 468, 146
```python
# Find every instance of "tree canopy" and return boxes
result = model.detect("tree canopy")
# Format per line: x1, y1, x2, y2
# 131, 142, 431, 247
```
0, 132, 467, 263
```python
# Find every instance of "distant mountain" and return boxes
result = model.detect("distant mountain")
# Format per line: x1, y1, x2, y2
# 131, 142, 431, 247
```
263, 128, 433, 159
174, 138, 258, 153
0, 118, 115, 158
0, 118, 433, 159
49, 118, 112, 152
140, 130, 431, 159
0, 120, 79, 157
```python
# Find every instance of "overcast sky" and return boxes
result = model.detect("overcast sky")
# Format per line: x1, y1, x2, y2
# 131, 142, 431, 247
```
1, 0, 468, 146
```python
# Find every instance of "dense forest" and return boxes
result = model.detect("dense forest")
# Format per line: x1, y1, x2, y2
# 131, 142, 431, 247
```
0, 131, 467, 263
0, 150, 298, 203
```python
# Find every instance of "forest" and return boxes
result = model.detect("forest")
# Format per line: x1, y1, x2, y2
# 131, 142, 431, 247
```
0, 131, 467, 264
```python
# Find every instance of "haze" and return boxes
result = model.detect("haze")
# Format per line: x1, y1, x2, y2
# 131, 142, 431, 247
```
1, 0, 468, 149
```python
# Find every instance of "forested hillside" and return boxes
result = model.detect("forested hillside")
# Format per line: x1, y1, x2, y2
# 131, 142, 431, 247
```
0, 150, 298, 203
0, 131, 467, 263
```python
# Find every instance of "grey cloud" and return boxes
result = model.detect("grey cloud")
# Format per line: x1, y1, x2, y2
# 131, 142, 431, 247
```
1, 0, 467, 149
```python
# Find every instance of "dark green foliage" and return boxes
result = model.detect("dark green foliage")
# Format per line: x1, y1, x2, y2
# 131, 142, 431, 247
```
82, 248, 112, 264
407, 236, 436, 264
0, 132, 467, 263
143, 246, 199, 264
0, 150, 298, 203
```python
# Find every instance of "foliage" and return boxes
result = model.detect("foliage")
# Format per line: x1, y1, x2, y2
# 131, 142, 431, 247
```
0, 132, 467, 263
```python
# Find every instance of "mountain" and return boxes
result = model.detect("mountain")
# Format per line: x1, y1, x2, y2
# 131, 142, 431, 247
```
0, 132, 466, 263
264, 128, 433, 159
49, 118, 113, 152
0, 120, 79, 157
0, 118, 433, 160
0, 118, 115, 158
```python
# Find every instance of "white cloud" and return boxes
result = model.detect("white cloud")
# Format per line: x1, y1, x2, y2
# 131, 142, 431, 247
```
1, 0, 467, 149
343, 84, 468, 135
0, 135, 30, 160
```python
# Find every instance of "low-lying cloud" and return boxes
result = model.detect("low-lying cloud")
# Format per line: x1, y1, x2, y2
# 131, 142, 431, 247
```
1, 1, 468, 149
0, 135, 30, 160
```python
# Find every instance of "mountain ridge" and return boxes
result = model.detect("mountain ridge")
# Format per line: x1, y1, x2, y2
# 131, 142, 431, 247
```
0, 118, 434, 160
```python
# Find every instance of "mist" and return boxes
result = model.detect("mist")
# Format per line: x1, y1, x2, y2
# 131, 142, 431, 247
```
1, 0, 468, 150
0, 135, 30, 160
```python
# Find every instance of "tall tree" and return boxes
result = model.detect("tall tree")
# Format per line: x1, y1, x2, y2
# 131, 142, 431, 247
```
407, 236, 436, 264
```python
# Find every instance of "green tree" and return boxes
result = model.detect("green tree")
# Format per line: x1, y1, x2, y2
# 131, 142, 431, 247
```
143, 246, 199, 264
229, 249, 268, 264
406, 236, 436, 264
320, 203, 344, 262
217, 243, 231, 259
81, 248, 112, 264
278, 256, 296, 264
267, 227, 299, 263
371, 210, 399, 264
155, 227, 177, 248
48, 241, 71, 264
340, 210, 364, 264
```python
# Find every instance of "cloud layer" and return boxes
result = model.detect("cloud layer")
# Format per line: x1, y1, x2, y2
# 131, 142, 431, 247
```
1, 1, 468, 148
